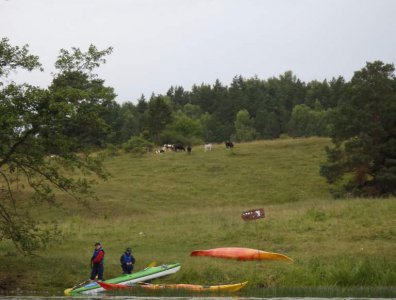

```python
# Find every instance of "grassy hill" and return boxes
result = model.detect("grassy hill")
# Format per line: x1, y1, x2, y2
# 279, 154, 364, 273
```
1, 137, 395, 296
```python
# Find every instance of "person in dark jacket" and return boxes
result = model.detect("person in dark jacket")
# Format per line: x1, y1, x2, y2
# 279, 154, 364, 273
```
120, 247, 135, 274
90, 242, 105, 281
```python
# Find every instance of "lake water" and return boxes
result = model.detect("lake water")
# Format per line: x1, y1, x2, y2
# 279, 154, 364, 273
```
1, 286, 395, 300
0, 296, 396, 300
1, 298, 396, 300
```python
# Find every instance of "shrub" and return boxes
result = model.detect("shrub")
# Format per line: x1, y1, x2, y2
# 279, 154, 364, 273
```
105, 144, 121, 156
122, 136, 154, 154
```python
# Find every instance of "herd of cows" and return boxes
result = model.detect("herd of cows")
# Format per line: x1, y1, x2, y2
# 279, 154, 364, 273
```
154, 141, 234, 154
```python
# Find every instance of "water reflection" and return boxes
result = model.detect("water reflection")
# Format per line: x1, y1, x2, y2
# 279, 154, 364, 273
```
0, 297, 394, 300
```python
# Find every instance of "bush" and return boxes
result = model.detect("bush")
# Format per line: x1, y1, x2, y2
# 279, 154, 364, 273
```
122, 136, 154, 154
158, 130, 204, 146
105, 144, 121, 157
158, 130, 189, 145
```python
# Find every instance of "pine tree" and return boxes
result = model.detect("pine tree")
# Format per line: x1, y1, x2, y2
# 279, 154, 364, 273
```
320, 61, 396, 197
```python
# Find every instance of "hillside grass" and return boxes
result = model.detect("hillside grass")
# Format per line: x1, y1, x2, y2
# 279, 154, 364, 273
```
0, 137, 395, 297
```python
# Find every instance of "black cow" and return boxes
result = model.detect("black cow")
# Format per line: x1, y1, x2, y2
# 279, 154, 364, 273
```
187, 145, 192, 154
225, 141, 234, 149
173, 144, 185, 152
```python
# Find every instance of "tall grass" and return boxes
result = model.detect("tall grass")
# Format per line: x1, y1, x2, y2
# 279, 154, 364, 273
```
0, 137, 395, 297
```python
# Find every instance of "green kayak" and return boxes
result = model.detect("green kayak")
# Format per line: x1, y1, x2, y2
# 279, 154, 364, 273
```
64, 263, 181, 295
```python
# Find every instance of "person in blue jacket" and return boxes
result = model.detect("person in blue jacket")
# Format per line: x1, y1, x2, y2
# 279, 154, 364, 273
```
90, 242, 105, 281
120, 247, 135, 274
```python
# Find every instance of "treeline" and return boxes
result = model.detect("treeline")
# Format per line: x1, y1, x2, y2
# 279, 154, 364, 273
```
103, 72, 345, 146
104, 61, 396, 198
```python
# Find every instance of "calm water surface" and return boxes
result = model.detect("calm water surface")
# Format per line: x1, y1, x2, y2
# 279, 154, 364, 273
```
0, 297, 395, 300
2, 287, 395, 300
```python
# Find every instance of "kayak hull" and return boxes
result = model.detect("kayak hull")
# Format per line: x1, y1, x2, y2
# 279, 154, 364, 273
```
98, 281, 131, 290
191, 247, 293, 262
65, 263, 181, 295
142, 281, 248, 292
99, 281, 248, 292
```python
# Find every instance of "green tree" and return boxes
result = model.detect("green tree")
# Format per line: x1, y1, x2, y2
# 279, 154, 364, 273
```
160, 112, 203, 145
183, 103, 202, 119
320, 61, 396, 197
122, 136, 154, 154
167, 85, 190, 109
266, 71, 306, 132
0, 38, 43, 79
101, 100, 123, 144
254, 109, 281, 139
49, 45, 116, 148
190, 83, 215, 113
327, 76, 346, 108
287, 104, 314, 136
117, 102, 140, 142
147, 95, 173, 142
0, 39, 109, 252
136, 94, 148, 114
200, 113, 223, 143
287, 102, 331, 137
304, 80, 331, 108
233, 109, 257, 142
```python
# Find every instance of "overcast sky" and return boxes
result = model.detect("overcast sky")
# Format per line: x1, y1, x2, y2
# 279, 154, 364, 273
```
1, 0, 396, 103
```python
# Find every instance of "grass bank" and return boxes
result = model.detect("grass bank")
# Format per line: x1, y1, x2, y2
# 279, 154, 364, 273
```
0, 137, 395, 296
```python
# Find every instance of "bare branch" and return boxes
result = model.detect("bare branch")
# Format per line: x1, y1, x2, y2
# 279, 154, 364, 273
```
0, 169, 16, 210
0, 127, 36, 169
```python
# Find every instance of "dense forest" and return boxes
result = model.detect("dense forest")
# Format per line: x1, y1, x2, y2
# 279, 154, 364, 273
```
104, 72, 342, 146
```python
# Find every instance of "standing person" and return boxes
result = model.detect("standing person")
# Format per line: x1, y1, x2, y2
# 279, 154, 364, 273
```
120, 247, 135, 274
90, 242, 105, 281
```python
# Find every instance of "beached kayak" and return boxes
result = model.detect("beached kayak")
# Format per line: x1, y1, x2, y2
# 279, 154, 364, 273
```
191, 247, 293, 262
98, 280, 248, 292
64, 263, 181, 295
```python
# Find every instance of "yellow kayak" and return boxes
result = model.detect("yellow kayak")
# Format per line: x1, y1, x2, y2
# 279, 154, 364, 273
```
140, 281, 248, 292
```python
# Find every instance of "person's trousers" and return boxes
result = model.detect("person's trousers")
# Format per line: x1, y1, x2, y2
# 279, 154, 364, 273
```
121, 264, 133, 274
90, 263, 104, 280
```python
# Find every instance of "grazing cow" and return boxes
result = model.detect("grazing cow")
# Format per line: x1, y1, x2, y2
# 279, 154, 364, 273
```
204, 143, 213, 152
163, 144, 173, 151
225, 141, 234, 149
155, 149, 165, 154
187, 145, 192, 154
173, 144, 185, 152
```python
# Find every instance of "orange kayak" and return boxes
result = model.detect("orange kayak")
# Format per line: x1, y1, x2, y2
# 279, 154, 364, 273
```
190, 247, 293, 262
98, 281, 248, 292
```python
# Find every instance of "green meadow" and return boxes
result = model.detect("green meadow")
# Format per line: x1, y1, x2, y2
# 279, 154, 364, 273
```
1, 137, 395, 296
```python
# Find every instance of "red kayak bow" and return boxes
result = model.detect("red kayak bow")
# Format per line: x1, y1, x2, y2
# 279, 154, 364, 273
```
98, 281, 132, 290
